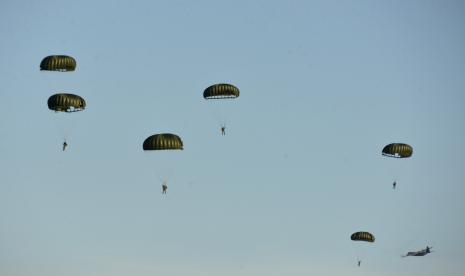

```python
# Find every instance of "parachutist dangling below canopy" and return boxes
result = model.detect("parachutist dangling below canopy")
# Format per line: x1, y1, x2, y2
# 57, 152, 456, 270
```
162, 182, 168, 194
351, 231, 374, 267
143, 133, 183, 196
203, 83, 239, 135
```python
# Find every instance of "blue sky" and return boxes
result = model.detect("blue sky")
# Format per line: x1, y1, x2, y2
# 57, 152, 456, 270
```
1, 1, 465, 275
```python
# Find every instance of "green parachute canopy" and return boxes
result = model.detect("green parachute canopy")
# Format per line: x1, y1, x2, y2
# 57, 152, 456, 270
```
40, 55, 76, 72
143, 133, 183, 150
351, 232, 375, 243
48, 93, 86, 112
382, 143, 413, 158
203, 83, 240, 99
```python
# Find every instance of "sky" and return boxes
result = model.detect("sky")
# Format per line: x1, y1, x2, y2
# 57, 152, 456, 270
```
1, 0, 465, 275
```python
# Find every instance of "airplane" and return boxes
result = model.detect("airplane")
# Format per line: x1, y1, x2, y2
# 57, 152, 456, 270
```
402, 246, 433, 257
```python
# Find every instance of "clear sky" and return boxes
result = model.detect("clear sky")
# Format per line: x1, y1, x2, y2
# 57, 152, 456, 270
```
1, 0, 465, 275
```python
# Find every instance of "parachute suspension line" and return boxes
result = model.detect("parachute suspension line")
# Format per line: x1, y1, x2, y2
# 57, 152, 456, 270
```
152, 171, 165, 183
148, 158, 176, 186
220, 112, 228, 129
207, 102, 224, 128
152, 169, 175, 184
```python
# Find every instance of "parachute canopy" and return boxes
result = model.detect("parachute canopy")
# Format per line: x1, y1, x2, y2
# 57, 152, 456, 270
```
143, 133, 183, 150
48, 93, 86, 112
203, 83, 240, 99
382, 143, 413, 158
40, 55, 76, 72
351, 232, 375, 242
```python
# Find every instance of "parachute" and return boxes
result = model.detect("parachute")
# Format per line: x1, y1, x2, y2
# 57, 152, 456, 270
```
40, 55, 76, 72
351, 231, 375, 264
351, 232, 375, 243
203, 83, 239, 133
143, 133, 183, 188
382, 143, 413, 158
48, 93, 86, 112
203, 83, 240, 99
143, 133, 183, 151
